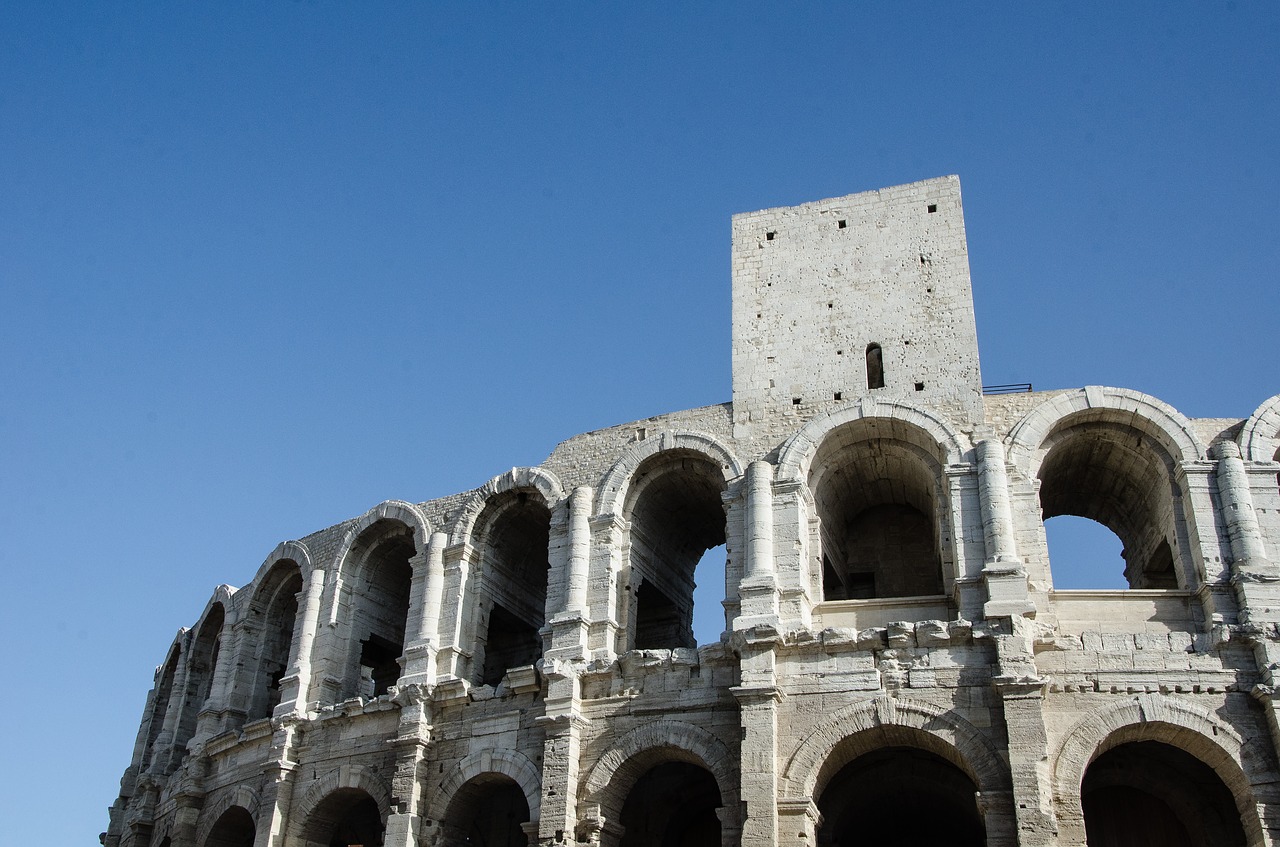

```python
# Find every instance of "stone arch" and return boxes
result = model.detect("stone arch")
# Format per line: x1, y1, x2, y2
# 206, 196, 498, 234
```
450, 470, 559, 687
436, 748, 543, 822
245, 539, 313, 592
333, 500, 433, 567
325, 501, 430, 702
581, 719, 738, 821
175, 592, 234, 750
1006, 387, 1204, 591
241, 554, 305, 721
780, 695, 1011, 801
290, 765, 392, 841
1241, 393, 1280, 463
1052, 693, 1271, 845
775, 397, 969, 486
449, 467, 566, 545
1006, 386, 1205, 472
782, 402, 966, 602
595, 431, 744, 519
142, 636, 185, 771
196, 786, 259, 847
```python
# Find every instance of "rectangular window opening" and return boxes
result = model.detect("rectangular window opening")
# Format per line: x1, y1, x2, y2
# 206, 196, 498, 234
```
837, 219, 847, 228
766, 231, 776, 241
915, 382, 925, 391
792, 397, 802, 406
834, 392, 842, 401
927, 204, 937, 213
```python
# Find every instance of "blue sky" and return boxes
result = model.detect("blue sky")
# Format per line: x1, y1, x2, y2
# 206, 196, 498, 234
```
1, 3, 1277, 842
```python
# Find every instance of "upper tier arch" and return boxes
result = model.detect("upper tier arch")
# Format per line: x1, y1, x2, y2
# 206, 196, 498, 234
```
595, 430, 744, 518
449, 466, 566, 545
1241, 393, 1280, 462
775, 398, 969, 486
332, 500, 433, 570
1005, 386, 1206, 473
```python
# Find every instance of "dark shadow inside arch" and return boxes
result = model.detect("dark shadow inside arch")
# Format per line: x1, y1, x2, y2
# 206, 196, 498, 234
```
816, 747, 983, 846
143, 649, 180, 770
475, 489, 551, 687
1082, 741, 1246, 847
1038, 421, 1179, 589
345, 520, 415, 699
441, 774, 530, 847
814, 435, 945, 601
168, 603, 225, 767
205, 806, 255, 847
247, 561, 302, 720
303, 788, 383, 847
619, 761, 721, 847
626, 451, 727, 651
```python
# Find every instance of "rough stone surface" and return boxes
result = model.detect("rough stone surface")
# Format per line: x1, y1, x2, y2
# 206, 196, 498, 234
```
104, 177, 1280, 847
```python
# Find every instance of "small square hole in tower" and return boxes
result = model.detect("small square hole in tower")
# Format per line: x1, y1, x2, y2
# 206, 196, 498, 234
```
766, 231, 776, 241
915, 382, 925, 391
792, 397, 802, 406
927, 204, 937, 213
834, 392, 842, 401
837, 219, 847, 229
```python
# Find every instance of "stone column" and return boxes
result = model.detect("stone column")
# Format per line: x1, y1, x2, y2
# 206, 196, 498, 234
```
991, 617, 1057, 847
169, 790, 205, 847
737, 463, 780, 630
1213, 442, 1280, 776
733, 629, 782, 847
436, 542, 473, 685
588, 514, 627, 660
537, 658, 586, 844
253, 722, 300, 847
1217, 443, 1273, 579
402, 532, 447, 687
977, 439, 1034, 618
384, 686, 434, 847
275, 565, 327, 715
549, 488, 593, 661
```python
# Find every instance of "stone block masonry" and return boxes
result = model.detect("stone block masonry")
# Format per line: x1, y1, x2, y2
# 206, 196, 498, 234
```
105, 177, 1280, 847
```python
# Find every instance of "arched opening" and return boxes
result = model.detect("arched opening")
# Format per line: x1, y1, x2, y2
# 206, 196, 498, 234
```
246, 561, 303, 720
816, 746, 983, 846
1038, 420, 1180, 589
811, 420, 947, 602
341, 520, 415, 700
692, 544, 727, 645
441, 774, 530, 847
175, 603, 225, 753
624, 451, 727, 651
1082, 740, 1247, 847
473, 490, 551, 687
1043, 515, 1127, 590
204, 806, 255, 847
143, 648, 180, 768
618, 761, 721, 847
302, 788, 384, 847
865, 343, 884, 390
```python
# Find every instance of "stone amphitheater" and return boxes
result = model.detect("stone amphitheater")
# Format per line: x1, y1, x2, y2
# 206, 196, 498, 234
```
104, 176, 1280, 847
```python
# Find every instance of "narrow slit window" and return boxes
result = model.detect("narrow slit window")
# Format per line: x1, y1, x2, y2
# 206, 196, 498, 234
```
866, 343, 884, 389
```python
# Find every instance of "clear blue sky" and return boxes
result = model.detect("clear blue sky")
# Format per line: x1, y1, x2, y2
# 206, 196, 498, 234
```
1, 3, 1276, 842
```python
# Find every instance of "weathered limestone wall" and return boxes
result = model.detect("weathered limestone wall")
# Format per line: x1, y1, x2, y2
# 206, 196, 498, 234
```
104, 179, 1280, 847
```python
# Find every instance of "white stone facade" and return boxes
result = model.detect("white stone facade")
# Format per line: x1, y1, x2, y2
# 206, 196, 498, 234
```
104, 177, 1280, 847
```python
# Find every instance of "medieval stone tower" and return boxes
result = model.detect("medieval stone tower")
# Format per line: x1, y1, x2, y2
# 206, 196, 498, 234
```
105, 176, 1280, 847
